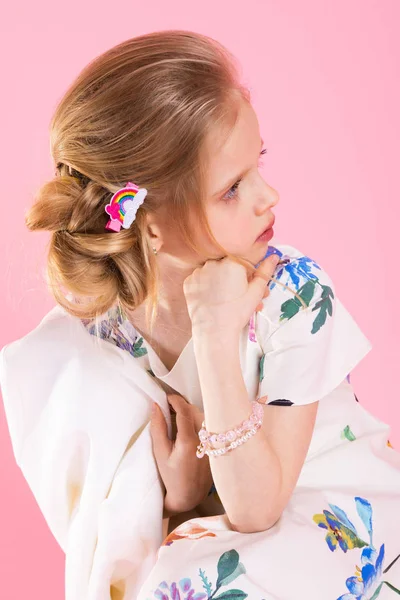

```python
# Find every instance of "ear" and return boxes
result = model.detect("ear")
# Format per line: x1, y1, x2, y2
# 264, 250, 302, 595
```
145, 214, 164, 252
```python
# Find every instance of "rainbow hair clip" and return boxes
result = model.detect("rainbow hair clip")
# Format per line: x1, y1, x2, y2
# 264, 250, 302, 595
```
104, 181, 148, 232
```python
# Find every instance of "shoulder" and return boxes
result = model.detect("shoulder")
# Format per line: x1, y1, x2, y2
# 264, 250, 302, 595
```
0, 305, 122, 425
0, 306, 86, 462
0, 305, 148, 464
256, 243, 336, 338
253, 244, 372, 406
1, 305, 92, 375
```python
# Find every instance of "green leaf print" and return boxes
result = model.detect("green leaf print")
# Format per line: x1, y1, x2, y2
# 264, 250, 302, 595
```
199, 568, 213, 596
279, 279, 334, 335
298, 279, 317, 306
212, 591, 248, 600
279, 279, 316, 322
383, 581, 400, 594
369, 582, 384, 599
217, 562, 246, 588
311, 285, 334, 334
341, 425, 356, 442
384, 551, 400, 574
311, 307, 328, 334
259, 354, 265, 383
279, 296, 302, 321
178, 550, 249, 600
216, 550, 240, 587
132, 336, 148, 358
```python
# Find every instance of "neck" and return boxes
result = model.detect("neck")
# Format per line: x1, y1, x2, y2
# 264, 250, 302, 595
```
128, 251, 200, 329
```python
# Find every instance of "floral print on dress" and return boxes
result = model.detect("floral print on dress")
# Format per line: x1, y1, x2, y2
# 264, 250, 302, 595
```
280, 276, 335, 335
313, 497, 400, 598
162, 522, 217, 548
260, 246, 322, 291
81, 303, 148, 359
148, 549, 249, 600
249, 246, 334, 344
341, 425, 357, 442
269, 251, 335, 335
340, 426, 394, 451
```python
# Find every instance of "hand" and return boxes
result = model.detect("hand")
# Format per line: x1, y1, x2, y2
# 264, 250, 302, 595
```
150, 393, 214, 517
182, 253, 280, 335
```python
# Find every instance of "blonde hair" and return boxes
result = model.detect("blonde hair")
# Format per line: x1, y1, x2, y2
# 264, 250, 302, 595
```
25, 29, 304, 336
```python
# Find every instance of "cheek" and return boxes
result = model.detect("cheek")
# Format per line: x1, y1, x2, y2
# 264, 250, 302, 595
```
209, 208, 255, 252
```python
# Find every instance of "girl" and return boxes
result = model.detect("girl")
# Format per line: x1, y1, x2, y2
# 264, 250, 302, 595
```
1, 29, 400, 600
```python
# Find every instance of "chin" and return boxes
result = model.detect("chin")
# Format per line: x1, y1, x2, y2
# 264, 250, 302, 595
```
235, 245, 270, 267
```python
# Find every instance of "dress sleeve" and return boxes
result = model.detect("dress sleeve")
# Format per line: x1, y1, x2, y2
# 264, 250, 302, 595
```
254, 245, 372, 406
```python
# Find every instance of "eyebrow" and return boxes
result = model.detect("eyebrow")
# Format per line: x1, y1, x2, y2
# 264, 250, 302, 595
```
213, 137, 265, 197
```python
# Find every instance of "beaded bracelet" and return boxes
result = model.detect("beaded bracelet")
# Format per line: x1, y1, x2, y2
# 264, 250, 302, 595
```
196, 400, 265, 459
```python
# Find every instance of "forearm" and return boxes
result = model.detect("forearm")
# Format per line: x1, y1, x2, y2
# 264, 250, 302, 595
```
192, 329, 283, 533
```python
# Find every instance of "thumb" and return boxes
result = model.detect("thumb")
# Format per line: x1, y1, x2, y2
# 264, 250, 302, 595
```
150, 402, 173, 463
248, 253, 280, 309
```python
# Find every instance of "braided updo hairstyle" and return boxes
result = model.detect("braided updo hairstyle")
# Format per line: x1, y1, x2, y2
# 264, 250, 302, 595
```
25, 30, 303, 335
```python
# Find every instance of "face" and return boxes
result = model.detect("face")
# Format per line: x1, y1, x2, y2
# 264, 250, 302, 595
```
146, 96, 279, 268
200, 96, 280, 265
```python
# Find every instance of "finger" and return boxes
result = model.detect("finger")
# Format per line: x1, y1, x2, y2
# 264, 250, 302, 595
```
255, 274, 272, 311
190, 405, 205, 433
256, 287, 271, 312
257, 395, 269, 404
167, 394, 197, 444
150, 403, 173, 462
248, 254, 280, 308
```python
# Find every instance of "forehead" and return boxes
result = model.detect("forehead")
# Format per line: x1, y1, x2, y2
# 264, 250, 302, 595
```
202, 98, 261, 192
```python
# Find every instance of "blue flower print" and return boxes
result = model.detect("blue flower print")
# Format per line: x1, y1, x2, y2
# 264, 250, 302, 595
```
274, 254, 321, 291
257, 245, 283, 265
257, 246, 321, 293
314, 497, 400, 599
355, 496, 373, 548
257, 246, 335, 335
313, 505, 368, 553
337, 544, 385, 600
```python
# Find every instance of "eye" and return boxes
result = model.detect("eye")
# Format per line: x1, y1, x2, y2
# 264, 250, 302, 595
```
223, 178, 242, 203
258, 147, 267, 167
222, 148, 268, 204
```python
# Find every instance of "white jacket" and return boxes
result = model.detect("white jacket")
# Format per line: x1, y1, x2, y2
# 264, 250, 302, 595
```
0, 304, 171, 599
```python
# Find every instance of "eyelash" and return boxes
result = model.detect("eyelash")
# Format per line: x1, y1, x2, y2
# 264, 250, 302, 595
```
222, 147, 268, 203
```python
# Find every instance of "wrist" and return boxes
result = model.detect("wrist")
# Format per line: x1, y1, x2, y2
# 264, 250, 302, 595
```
192, 329, 241, 366
191, 320, 241, 336
192, 327, 240, 347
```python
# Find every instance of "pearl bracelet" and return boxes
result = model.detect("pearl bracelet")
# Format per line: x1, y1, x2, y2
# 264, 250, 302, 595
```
196, 400, 265, 459
204, 421, 263, 457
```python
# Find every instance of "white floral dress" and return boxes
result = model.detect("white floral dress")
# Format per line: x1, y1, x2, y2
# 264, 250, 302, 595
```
79, 243, 400, 600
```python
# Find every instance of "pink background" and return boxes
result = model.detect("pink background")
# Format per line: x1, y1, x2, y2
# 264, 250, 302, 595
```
1, 1, 399, 597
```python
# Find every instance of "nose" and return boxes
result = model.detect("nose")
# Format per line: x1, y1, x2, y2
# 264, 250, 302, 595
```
270, 191, 279, 208
268, 186, 280, 207
256, 187, 279, 215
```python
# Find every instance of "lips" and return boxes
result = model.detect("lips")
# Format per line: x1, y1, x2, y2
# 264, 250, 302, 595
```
257, 217, 275, 239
